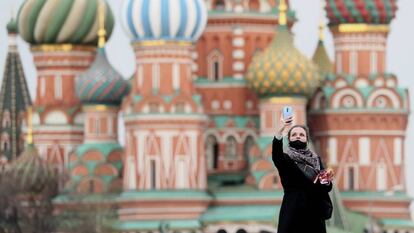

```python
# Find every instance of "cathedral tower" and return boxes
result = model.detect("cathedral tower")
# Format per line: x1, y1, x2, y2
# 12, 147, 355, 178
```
17, 0, 114, 183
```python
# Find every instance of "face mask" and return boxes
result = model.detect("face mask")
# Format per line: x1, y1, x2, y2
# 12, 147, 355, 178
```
289, 140, 307, 150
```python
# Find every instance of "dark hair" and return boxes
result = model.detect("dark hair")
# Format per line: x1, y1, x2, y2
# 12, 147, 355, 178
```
287, 125, 310, 142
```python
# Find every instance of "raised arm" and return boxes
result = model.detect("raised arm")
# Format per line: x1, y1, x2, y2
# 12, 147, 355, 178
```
272, 115, 293, 166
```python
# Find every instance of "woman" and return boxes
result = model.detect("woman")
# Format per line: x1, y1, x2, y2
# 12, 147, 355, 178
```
273, 116, 334, 233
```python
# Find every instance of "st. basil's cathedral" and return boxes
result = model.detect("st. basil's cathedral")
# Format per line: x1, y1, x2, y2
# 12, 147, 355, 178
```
0, 0, 412, 232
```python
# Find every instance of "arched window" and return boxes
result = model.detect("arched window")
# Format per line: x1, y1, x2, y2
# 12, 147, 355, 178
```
2, 110, 11, 128
149, 102, 160, 113
213, 0, 225, 10
243, 136, 254, 164
320, 95, 327, 109
217, 229, 227, 233
207, 50, 223, 81
175, 102, 186, 113
272, 175, 279, 189
150, 160, 157, 189
259, 231, 272, 233
346, 166, 357, 190
55, 75, 63, 100
205, 135, 219, 170
225, 136, 237, 159
88, 180, 95, 193
1, 133, 10, 151
236, 229, 247, 233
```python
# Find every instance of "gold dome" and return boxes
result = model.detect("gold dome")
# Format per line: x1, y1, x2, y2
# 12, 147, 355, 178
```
246, 0, 321, 98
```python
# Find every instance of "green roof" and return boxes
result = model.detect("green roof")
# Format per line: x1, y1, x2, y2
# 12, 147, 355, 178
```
211, 115, 259, 129
54, 193, 120, 204
343, 210, 369, 233
211, 185, 283, 201
118, 190, 212, 201
380, 218, 414, 229
75, 143, 123, 159
326, 227, 353, 233
194, 77, 246, 85
113, 219, 201, 231
201, 205, 280, 223
340, 191, 412, 201
208, 171, 247, 185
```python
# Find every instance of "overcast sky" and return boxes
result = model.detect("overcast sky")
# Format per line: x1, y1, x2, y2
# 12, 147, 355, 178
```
1, 0, 413, 215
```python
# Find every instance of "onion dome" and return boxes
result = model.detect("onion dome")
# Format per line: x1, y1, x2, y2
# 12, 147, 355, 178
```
17, 0, 114, 45
325, 0, 397, 26
7, 145, 55, 194
76, 48, 130, 105
7, 17, 18, 34
246, 0, 320, 98
121, 0, 207, 42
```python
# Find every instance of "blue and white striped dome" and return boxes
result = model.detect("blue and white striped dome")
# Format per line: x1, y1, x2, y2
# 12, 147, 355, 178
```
121, 0, 207, 42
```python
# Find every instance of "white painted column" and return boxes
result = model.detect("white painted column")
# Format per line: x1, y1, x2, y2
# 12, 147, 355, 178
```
232, 27, 245, 79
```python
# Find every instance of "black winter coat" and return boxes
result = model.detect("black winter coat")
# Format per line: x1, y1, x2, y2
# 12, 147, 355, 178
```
272, 137, 332, 233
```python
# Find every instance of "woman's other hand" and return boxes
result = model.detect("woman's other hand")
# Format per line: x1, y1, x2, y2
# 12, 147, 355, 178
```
318, 169, 334, 184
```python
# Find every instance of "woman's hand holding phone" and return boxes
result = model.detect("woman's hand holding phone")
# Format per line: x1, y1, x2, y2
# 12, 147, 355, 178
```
277, 114, 293, 137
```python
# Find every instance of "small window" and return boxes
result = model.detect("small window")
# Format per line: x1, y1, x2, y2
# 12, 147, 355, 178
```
347, 166, 355, 190
149, 102, 160, 113
208, 50, 223, 81
205, 135, 219, 170
2, 141, 9, 151
175, 102, 185, 113
88, 180, 95, 193
214, 0, 225, 10
236, 230, 247, 233
94, 118, 100, 134
225, 136, 237, 159
214, 61, 220, 81
2, 110, 11, 128
150, 160, 156, 189
272, 176, 279, 189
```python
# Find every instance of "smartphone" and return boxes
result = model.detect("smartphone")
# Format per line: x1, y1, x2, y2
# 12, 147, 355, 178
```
282, 106, 294, 123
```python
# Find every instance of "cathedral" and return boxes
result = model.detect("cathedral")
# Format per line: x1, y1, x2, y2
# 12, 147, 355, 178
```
0, 0, 412, 232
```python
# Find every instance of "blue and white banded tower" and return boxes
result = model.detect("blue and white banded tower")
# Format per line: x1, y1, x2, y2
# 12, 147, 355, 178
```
118, 0, 210, 228
122, 0, 207, 191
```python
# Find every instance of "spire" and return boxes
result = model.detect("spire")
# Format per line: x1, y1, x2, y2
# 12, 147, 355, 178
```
318, 0, 325, 42
318, 19, 325, 42
278, 0, 287, 26
0, 20, 32, 161
27, 106, 33, 145
312, 0, 333, 77
98, 2, 107, 48
6, 16, 17, 35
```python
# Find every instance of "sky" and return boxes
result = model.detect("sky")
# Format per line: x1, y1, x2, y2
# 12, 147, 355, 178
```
0, 0, 413, 214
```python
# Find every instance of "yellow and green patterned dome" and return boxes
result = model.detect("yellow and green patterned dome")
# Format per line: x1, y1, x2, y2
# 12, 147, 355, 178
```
246, 0, 320, 98
17, 0, 114, 45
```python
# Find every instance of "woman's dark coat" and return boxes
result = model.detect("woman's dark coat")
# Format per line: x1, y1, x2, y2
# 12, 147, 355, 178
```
272, 137, 332, 233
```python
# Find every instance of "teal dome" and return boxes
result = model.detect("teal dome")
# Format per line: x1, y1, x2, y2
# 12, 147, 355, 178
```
17, 0, 114, 45
76, 48, 130, 105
